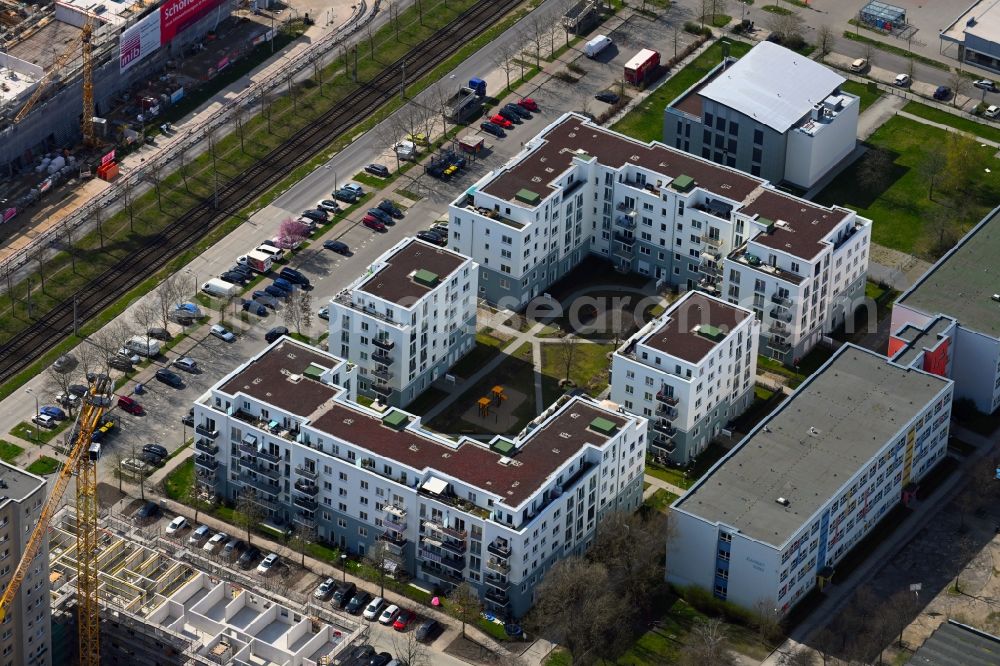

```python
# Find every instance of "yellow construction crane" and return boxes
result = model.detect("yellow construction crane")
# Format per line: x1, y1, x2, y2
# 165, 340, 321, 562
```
0, 377, 109, 666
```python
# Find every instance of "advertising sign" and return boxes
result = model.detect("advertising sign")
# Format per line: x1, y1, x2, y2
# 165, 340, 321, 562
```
1, 208, 16, 223
119, 10, 161, 73
169, 87, 185, 104
159, 0, 226, 44
101, 150, 116, 167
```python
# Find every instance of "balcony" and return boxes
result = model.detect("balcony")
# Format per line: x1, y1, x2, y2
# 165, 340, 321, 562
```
238, 441, 257, 456
422, 519, 468, 540
373, 336, 395, 351
372, 383, 392, 397
487, 540, 512, 559
195, 424, 219, 439
255, 463, 281, 480
701, 234, 722, 248
372, 367, 394, 381
613, 231, 635, 246
440, 538, 467, 555
196, 467, 217, 480
295, 465, 318, 480
614, 214, 636, 230
385, 504, 407, 520
293, 512, 316, 529
769, 307, 792, 322
419, 562, 463, 585
193, 455, 219, 470
293, 496, 318, 511
771, 294, 792, 308
372, 351, 394, 365
485, 587, 510, 605
700, 249, 721, 264
656, 403, 678, 419
769, 321, 790, 336
653, 425, 677, 442
769, 338, 792, 353
257, 449, 281, 464
195, 439, 219, 455
232, 409, 300, 444
294, 479, 319, 496
484, 574, 510, 591
378, 530, 407, 551
486, 558, 511, 575
247, 494, 280, 512
615, 201, 635, 214
696, 278, 721, 296
241, 474, 280, 497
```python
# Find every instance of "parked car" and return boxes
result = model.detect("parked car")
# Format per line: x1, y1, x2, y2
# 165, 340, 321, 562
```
416, 230, 446, 246
378, 199, 403, 218
504, 102, 530, 119
332, 582, 356, 608
894, 73, 911, 87
933, 85, 952, 101
56, 391, 82, 407
117, 348, 142, 365
480, 121, 506, 138
264, 285, 288, 299
595, 91, 620, 104
210, 325, 236, 342
31, 414, 56, 429
108, 356, 133, 372
52, 354, 77, 373
318, 306, 330, 320
363, 217, 387, 232
393, 609, 417, 631
489, 114, 513, 129
243, 299, 268, 316
165, 516, 188, 535
405, 132, 429, 146
849, 58, 868, 72
346, 592, 371, 614
986, 105, 1000, 119
364, 163, 390, 178
223, 538, 247, 559
366, 208, 392, 224
314, 577, 336, 600
117, 395, 144, 415
974, 79, 998, 92
318, 199, 342, 213
219, 271, 248, 285
343, 183, 364, 196
378, 605, 400, 625
265, 326, 289, 343
363, 596, 386, 620
146, 327, 171, 342
203, 531, 229, 553
333, 188, 358, 203
368, 653, 393, 666
238, 546, 262, 569
278, 267, 310, 286
68, 384, 89, 397
39, 405, 66, 420
229, 264, 253, 279
155, 368, 184, 388
252, 290, 278, 307
136, 502, 160, 519
301, 208, 328, 223
347, 646, 376, 664
323, 240, 350, 255
518, 97, 539, 112
273, 277, 295, 292
415, 618, 441, 642
143, 443, 168, 459
257, 553, 280, 575
173, 357, 198, 373
496, 107, 522, 124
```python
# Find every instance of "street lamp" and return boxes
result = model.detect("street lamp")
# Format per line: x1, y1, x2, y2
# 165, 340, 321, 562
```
25, 388, 38, 442
341, 553, 348, 582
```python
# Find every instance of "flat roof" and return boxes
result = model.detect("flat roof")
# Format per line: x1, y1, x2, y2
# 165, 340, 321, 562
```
0, 461, 44, 504
698, 42, 845, 133
640, 292, 751, 363
942, 0, 1000, 49
311, 396, 629, 507
7, 21, 83, 73
908, 620, 1000, 666
676, 346, 949, 546
897, 206, 1000, 338
480, 114, 763, 207
742, 189, 852, 260
357, 238, 468, 306
893, 316, 954, 368
219, 339, 341, 417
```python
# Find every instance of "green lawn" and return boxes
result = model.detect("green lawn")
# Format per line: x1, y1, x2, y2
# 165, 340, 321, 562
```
902, 101, 1000, 145
841, 80, 882, 113
645, 463, 692, 490
761, 5, 792, 14
815, 116, 1000, 257
11, 420, 71, 445
754, 385, 775, 401
0, 440, 23, 464
612, 40, 752, 142
164, 457, 195, 501
26, 456, 61, 476
707, 14, 731, 28
449, 333, 509, 379
643, 488, 679, 513
539, 342, 614, 406
404, 386, 449, 416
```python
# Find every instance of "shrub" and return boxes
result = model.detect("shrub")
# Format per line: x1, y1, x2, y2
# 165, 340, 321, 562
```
784, 33, 806, 51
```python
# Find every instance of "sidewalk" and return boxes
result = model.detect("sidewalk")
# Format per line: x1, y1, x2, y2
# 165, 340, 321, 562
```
643, 473, 687, 501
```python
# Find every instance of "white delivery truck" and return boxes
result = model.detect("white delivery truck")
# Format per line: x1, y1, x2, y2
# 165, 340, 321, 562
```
584, 34, 612, 58
238, 250, 273, 273
201, 278, 240, 299
125, 335, 161, 358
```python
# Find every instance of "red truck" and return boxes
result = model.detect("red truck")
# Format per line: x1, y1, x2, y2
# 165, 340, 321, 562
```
624, 48, 660, 86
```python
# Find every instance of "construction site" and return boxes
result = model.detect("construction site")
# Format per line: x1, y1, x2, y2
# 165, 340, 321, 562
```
48, 507, 360, 666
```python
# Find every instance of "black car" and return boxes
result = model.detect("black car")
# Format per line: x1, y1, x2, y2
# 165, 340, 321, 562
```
136, 502, 160, 519
366, 208, 393, 224
332, 581, 356, 608
377, 200, 403, 218
504, 102, 531, 119
238, 546, 262, 569
265, 326, 289, 343
415, 618, 441, 642
480, 121, 506, 138
324, 240, 351, 255
347, 646, 376, 664
334, 188, 358, 203
181, 408, 194, 427
155, 368, 184, 388
219, 271, 248, 285
278, 267, 310, 286
368, 653, 393, 666
933, 86, 952, 101
69, 384, 89, 397
264, 285, 288, 299
147, 327, 171, 341
242, 300, 268, 316
346, 592, 371, 614
108, 356, 133, 372
143, 443, 168, 459
301, 209, 328, 223
416, 230, 446, 246
364, 163, 390, 178
496, 107, 522, 124
229, 265, 253, 279
595, 91, 620, 104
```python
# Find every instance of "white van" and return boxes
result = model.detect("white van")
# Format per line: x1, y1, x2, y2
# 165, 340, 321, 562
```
584, 34, 612, 58
125, 335, 161, 358
201, 278, 239, 299
256, 243, 286, 262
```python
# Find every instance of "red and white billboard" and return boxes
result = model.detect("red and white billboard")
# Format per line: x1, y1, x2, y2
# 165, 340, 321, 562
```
119, 0, 225, 72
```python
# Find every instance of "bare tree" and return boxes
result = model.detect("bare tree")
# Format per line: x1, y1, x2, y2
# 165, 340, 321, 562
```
588, 510, 667, 611
526, 15, 546, 68
884, 588, 919, 649
766, 11, 804, 41
447, 581, 481, 639
93, 205, 105, 251
862, 41, 878, 69
234, 103, 248, 153
46, 365, 76, 415
559, 331, 578, 385
156, 274, 185, 331
289, 522, 316, 567
128, 441, 150, 501
680, 618, 738, 666
752, 597, 782, 644
546, 16, 561, 60
297, 289, 312, 336
492, 40, 519, 94
948, 69, 970, 107
857, 148, 893, 193
391, 632, 429, 666
131, 300, 160, 352
234, 488, 266, 547
780, 647, 816, 666
184, 476, 211, 524
146, 161, 163, 211
76, 339, 103, 384
917, 147, 947, 201
364, 539, 393, 598
816, 25, 835, 59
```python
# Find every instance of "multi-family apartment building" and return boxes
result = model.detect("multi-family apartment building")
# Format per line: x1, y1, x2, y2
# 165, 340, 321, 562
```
448, 112, 871, 363
889, 206, 1000, 415
662, 42, 859, 189
0, 463, 50, 666
327, 237, 478, 407
667, 345, 953, 614
194, 338, 647, 618
611, 292, 759, 464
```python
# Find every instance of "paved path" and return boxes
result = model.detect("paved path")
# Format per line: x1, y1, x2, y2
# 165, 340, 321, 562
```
642, 473, 687, 501
858, 94, 907, 140
897, 109, 1000, 148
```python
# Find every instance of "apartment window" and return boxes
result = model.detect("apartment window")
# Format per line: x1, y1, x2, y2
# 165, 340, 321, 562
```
728, 120, 738, 135
753, 129, 763, 145
704, 112, 714, 128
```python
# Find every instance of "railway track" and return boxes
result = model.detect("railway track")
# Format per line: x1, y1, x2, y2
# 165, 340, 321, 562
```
0, 0, 513, 383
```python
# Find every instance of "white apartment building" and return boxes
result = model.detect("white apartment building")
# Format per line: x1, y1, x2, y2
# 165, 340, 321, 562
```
448, 112, 871, 364
0, 463, 50, 666
611, 292, 759, 464
327, 237, 478, 407
667, 345, 953, 614
194, 338, 647, 618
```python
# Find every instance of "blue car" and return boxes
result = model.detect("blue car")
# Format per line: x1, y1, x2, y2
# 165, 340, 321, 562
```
264, 285, 288, 299
40, 405, 66, 420
273, 277, 295, 292
242, 300, 267, 317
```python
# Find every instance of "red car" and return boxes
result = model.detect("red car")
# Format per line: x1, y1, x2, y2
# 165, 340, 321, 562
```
362, 215, 387, 232
393, 608, 416, 631
117, 395, 144, 415
518, 97, 539, 112
490, 114, 513, 129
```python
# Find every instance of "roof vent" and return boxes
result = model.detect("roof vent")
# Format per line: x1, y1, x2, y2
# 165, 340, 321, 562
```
287, 374, 302, 384
992, 294, 1000, 303
569, 412, 580, 419
412, 269, 440, 288
775, 220, 790, 229
559, 432, 572, 439
515, 188, 541, 205
498, 456, 513, 466
408, 444, 420, 452
342, 418, 354, 426
589, 416, 618, 436
671, 174, 695, 193
776, 497, 790, 507
808, 426, 820, 437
